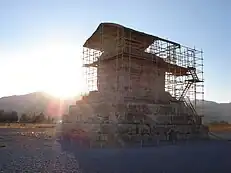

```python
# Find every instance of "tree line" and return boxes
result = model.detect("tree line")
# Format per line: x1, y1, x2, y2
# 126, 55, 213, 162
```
0, 110, 55, 123
209, 120, 229, 125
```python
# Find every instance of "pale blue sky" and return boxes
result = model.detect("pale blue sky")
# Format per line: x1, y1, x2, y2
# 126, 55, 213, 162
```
0, 0, 230, 102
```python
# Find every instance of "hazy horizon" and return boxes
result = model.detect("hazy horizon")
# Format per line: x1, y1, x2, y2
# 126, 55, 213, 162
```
0, 91, 229, 104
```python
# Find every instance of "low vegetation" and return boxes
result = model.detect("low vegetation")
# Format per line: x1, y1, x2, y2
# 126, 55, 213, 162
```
208, 121, 231, 132
0, 109, 55, 124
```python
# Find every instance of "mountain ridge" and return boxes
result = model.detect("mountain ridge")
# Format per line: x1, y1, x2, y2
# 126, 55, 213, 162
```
0, 92, 230, 123
0, 92, 76, 117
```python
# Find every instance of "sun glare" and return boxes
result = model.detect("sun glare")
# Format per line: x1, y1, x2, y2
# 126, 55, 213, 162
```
0, 37, 88, 98
38, 40, 86, 98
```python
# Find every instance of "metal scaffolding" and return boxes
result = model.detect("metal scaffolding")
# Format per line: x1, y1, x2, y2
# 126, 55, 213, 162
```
82, 23, 204, 117
62, 23, 208, 148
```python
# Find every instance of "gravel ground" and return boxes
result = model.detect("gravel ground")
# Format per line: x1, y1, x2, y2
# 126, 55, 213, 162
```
1, 128, 231, 173
0, 128, 80, 173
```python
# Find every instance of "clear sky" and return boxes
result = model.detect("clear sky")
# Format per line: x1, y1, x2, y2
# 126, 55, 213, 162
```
0, 0, 230, 102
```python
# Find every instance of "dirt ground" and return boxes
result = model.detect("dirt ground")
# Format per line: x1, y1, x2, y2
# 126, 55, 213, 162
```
209, 124, 231, 132
1, 126, 231, 173
0, 126, 80, 173
0, 123, 56, 129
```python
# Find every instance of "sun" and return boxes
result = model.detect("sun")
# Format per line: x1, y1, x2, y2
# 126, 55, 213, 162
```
43, 72, 86, 99
36, 40, 87, 98
45, 85, 80, 99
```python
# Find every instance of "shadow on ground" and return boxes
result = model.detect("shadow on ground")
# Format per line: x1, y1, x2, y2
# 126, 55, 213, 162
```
1, 127, 231, 173
58, 136, 231, 173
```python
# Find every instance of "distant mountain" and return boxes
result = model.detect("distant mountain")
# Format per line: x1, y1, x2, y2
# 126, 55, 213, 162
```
0, 92, 230, 123
198, 100, 231, 123
0, 92, 76, 117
